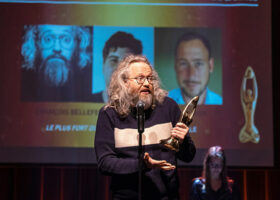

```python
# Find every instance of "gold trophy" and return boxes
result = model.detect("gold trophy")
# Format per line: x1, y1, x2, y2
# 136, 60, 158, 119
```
239, 66, 260, 143
160, 96, 199, 152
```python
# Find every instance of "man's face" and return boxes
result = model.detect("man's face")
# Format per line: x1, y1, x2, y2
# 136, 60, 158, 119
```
126, 62, 154, 109
37, 25, 76, 86
175, 39, 214, 98
103, 47, 132, 87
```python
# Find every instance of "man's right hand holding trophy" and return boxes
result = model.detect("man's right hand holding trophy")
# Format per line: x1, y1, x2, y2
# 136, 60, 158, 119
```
160, 96, 199, 152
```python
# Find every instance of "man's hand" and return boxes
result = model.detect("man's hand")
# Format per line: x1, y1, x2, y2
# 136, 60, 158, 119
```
143, 152, 176, 171
171, 122, 189, 143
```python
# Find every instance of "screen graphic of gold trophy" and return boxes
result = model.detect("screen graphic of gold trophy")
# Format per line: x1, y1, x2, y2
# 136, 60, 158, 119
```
160, 96, 199, 152
239, 66, 260, 143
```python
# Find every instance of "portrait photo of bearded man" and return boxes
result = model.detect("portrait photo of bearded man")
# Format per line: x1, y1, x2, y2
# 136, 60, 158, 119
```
21, 24, 92, 101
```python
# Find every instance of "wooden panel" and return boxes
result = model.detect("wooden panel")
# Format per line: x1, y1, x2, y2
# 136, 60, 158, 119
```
43, 167, 61, 200
227, 169, 244, 199
78, 167, 97, 200
178, 168, 201, 200
1, 166, 280, 200
0, 167, 14, 200
267, 170, 280, 200
78, 167, 111, 200
62, 168, 80, 200
13, 167, 41, 200
246, 170, 265, 200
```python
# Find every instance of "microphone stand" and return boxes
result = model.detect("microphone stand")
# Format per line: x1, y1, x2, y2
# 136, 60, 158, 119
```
136, 101, 145, 200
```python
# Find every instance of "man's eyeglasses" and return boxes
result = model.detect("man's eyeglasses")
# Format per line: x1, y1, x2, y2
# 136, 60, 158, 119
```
39, 33, 75, 49
128, 76, 156, 84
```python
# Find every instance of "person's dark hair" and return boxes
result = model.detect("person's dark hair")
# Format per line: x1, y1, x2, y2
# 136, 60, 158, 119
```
175, 32, 212, 58
102, 31, 143, 62
202, 146, 232, 191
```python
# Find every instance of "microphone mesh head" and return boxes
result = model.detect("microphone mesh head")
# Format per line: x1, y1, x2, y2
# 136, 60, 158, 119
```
136, 100, 145, 108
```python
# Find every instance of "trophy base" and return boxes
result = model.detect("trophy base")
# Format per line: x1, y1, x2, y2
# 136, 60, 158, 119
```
160, 137, 180, 152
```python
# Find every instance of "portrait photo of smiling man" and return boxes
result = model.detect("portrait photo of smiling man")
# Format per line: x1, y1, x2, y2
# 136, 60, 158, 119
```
169, 32, 222, 105
155, 28, 222, 106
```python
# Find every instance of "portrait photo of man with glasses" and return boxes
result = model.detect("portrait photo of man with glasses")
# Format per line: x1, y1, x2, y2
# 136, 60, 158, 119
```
21, 24, 92, 101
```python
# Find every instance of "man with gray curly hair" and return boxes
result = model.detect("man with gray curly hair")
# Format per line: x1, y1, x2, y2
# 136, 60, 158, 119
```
21, 24, 92, 101
95, 55, 196, 199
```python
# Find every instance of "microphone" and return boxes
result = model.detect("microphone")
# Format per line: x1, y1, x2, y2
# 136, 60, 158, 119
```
136, 100, 145, 134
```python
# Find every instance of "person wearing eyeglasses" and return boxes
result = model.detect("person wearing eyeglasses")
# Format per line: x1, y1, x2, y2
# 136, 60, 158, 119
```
21, 24, 92, 101
94, 55, 196, 200
190, 146, 241, 200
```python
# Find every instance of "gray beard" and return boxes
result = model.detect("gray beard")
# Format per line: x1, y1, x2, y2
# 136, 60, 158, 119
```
130, 91, 153, 110
139, 94, 153, 110
42, 58, 70, 87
